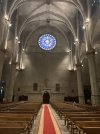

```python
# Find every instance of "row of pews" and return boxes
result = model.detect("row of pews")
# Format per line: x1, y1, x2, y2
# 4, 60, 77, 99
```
51, 101, 100, 134
0, 101, 42, 134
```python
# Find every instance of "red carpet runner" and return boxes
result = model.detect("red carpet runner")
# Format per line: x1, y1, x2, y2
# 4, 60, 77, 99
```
37, 104, 62, 134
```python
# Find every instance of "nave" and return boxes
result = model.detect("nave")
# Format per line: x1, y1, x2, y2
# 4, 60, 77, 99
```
0, 1, 100, 133
1, 101, 100, 134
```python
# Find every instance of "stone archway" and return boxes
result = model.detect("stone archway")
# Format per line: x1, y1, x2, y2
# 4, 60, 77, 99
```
43, 91, 50, 104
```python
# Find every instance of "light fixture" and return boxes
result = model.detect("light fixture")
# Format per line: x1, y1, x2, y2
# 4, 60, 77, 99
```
68, 68, 72, 71
4, 14, 9, 21
21, 64, 25, 70
8, 22, 12, 27
74, 66, 77, 71
67, 49, 71, 53
82, 25, 85, 29
9, 61, 12, 65
86, 18, 90, 23
74, 38, 79, 45
16, 53, 18, 63
18, 40, 20, 44
68, 66, 75, 72
95, 51, 98, 55
23, 48, 25, 51
75, 38, 79, 42
16, 36, 18, 40
80, 60, 82, 63
16, 64, 25, 71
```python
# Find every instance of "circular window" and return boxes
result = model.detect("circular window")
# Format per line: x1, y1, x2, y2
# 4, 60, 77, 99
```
38, 34, 56, 50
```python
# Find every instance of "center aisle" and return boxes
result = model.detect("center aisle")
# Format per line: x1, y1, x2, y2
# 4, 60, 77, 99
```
37, 104, 62, 134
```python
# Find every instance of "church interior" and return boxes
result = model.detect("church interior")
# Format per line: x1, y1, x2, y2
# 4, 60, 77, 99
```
0, 0, 100, 134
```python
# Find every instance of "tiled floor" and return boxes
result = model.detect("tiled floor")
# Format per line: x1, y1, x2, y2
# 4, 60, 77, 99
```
30, 105, 71, 134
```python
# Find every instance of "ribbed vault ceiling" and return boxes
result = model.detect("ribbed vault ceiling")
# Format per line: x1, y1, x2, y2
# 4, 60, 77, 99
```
5, 0, 100, 61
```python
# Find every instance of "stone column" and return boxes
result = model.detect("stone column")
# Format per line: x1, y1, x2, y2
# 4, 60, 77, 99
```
76, 63, 85, 104
87, 50, 100, 105
4, 10, 18, 102
5, 63, 16, 102
0, 50, 5, 80
0, 0, 8, 80
0, 0, 8, 49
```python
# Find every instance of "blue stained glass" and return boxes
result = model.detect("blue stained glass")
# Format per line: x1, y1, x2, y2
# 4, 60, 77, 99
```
38, 34, 56, 50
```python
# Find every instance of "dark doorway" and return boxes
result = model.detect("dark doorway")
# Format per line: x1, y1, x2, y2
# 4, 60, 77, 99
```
84, 85, 91, 104
18, 95, 28, 101
43, 91, 50, 104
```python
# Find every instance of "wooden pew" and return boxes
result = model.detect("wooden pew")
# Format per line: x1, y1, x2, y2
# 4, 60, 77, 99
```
66, 117, 100, 134
82, 127, 100, 134
51, 101, 100, 134
0, 113, 34, 133
73, 121, 100, 134
0, 101, 42, 134
64, 114, 100, 125
0, 122, 28, 134
51, 101, 86, 118
61, 111, 100, 120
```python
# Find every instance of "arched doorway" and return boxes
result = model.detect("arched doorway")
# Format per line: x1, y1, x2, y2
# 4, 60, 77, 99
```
43, 91, 50, 104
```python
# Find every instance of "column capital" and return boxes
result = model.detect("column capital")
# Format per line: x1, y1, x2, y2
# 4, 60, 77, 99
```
11, 62, 17, 65
0, 48, 6, 55
86, 49, 95, 56
76, 62, 82, 67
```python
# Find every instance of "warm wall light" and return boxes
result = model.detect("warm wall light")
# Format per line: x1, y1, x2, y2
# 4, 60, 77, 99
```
67, 49, 71, 53
86, 18, 90, 23
4, 28, 10, 50
16, 64, 25, 71
75, 38, 79, 42
82, 25, 85, 29
4, 14, 9, 21
16, 53, 19, 63
83, 18, 90, 31
18, 40, 20, 44
74, 66, 77, 71
20, 64, 25, 70
16, 36, 18, 40
8, 22, 12, 27
20, 63, 25, 70
68, 66, 72, 71
21, 64, 25, 70
68, 66, 74, 71
95, 51, 98, 55
9, 61, 12, 65
74, 38, 79, 45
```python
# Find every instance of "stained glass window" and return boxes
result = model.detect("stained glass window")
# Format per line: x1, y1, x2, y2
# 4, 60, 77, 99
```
38, 34, 56, 50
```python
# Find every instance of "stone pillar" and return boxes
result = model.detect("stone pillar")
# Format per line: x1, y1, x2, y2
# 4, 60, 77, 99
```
0, 0, 8, 49
87, 50, 100, 105
2, 21, 9, 50
76, 63, 85, 104
0, 50, 5, 80
5, 63, 16, 102
0, 0, 8, 80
